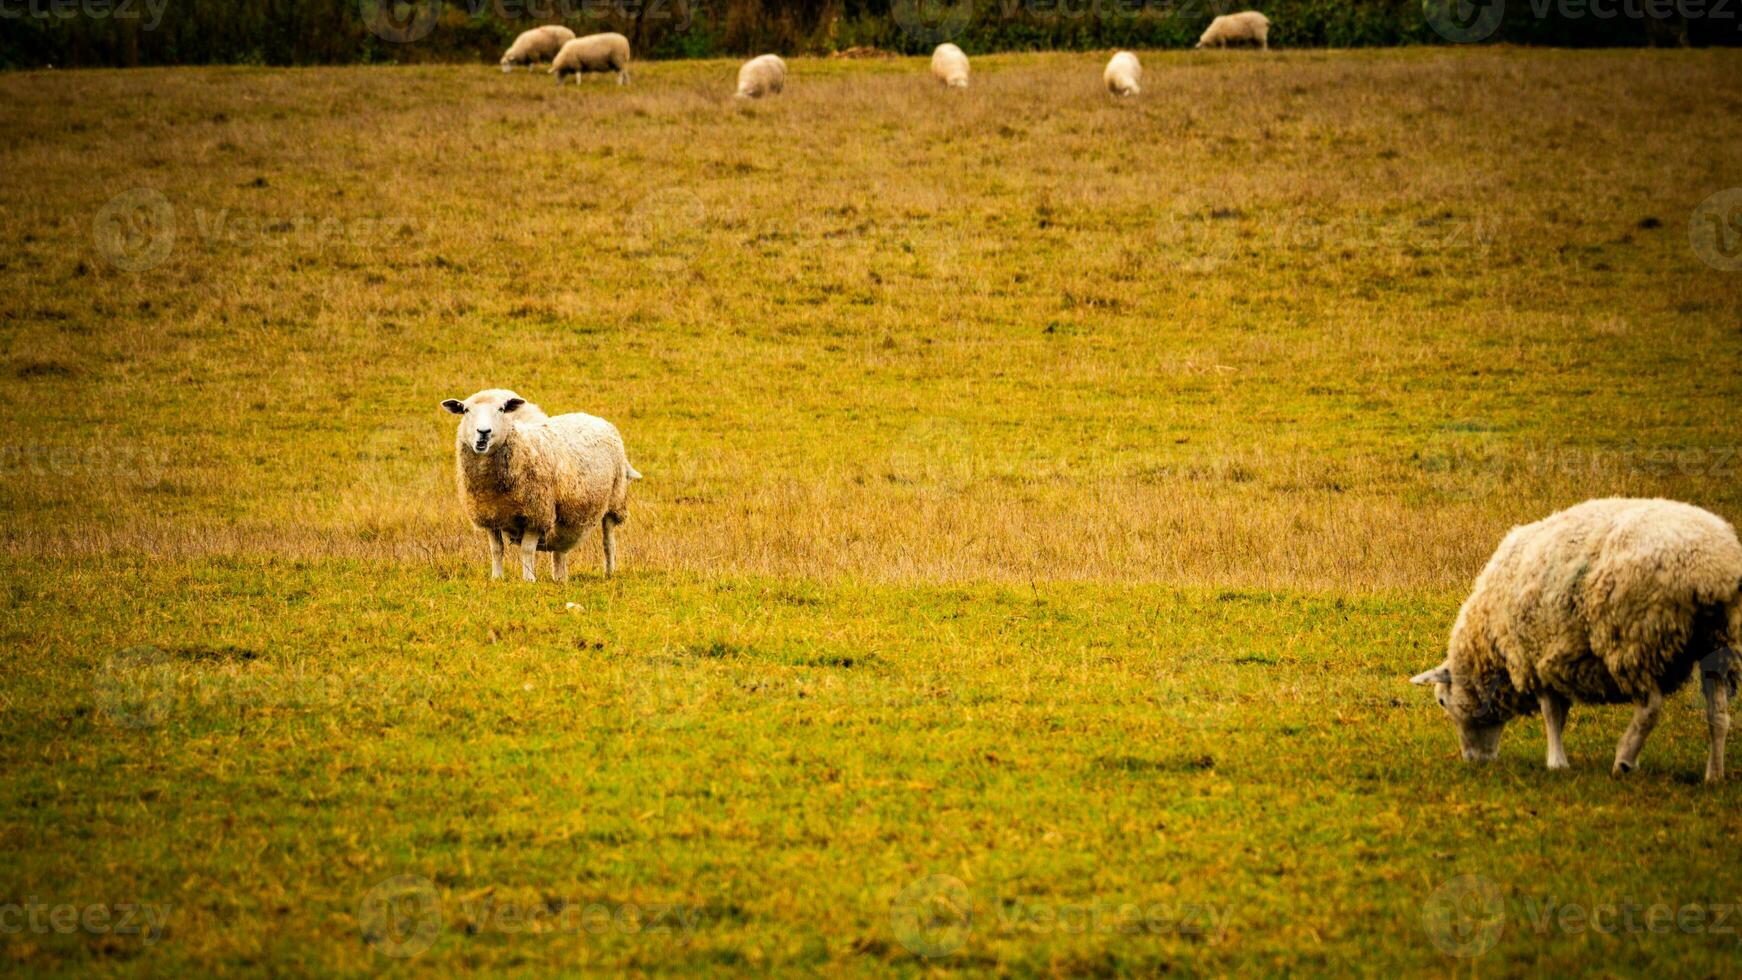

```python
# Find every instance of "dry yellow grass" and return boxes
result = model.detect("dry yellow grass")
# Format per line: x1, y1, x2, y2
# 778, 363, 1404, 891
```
5, 49, 1742, 976
1, 49, 1739, 589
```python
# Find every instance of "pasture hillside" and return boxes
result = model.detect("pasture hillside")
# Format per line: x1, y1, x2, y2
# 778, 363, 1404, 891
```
0, 49, 1740, 975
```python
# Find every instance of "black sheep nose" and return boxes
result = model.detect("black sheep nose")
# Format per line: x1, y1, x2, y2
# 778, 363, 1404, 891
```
475, 428, 492, 439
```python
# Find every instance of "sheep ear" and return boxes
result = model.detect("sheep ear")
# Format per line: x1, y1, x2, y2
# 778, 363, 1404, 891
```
503, 398, 525, 413
441, 399, 465, 414
1411, 664, 1453, 686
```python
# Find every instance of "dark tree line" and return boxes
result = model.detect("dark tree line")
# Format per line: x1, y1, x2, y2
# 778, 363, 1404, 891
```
1, 0, 1733, 69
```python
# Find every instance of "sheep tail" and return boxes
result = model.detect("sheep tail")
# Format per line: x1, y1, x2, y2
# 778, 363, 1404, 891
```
627, 465, 643, 481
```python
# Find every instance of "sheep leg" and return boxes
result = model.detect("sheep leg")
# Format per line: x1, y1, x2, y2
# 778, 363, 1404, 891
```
487, 529, 505, 580
552, 550, 569, 584
519, 531, 540, 583
601, 514, 621, 578
1612, 690, 1664, 775
1703, 670, 1731, 783
1539, 692, 1570, 770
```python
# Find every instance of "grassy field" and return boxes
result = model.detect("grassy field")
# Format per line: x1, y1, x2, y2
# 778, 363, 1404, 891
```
1, 47, 1741, 975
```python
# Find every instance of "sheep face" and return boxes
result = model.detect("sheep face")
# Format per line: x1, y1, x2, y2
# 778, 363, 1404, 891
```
442, 389, 531, 455
1412, 663, 1509, 762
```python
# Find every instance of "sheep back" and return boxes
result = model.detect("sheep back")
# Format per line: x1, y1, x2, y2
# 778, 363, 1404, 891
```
736, 55, 787, 98
552, 33, 631, 76
1450, 498, 1742, 709
931, 44, 969, 87
456, 413, 634, 552
1104, 51, 1141, 96
1199, 11, 1270, 47
504, 25, 576, 65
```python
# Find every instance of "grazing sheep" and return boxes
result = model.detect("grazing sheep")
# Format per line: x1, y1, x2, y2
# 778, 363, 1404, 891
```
931, 43, 969, 88
441, 389, 642, 582
1196, 11, 1271, 49
551, 32, 631, 86
735, 54, 787, 99
1412, 498, 1742, 782
500, 25, 576, 72
1103, 51, 1141, 97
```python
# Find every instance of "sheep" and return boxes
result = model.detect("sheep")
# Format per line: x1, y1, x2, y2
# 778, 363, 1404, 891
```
441, 389, 642, 582
500, 25, 576, 72
1196, 11, 1271, 50
551, 32, 631, 86
1103, 51, 1141, 97
931, 43, 969, 88
735, 54, 787, 99
1411, 498, 1742, 782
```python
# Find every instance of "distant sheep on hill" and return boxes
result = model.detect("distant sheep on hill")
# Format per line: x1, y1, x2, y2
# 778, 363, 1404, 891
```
551, 33, 631, 86
1104, 51, 1141, 97
736, 54, 787, 99
1412, 498, 1742, 782
931, 44, 969, 88
501, 25, 575, 72
1197, 11, 1271, 49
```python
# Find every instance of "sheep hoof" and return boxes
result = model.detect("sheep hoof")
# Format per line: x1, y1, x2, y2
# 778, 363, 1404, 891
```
1612, 760, 1635, 776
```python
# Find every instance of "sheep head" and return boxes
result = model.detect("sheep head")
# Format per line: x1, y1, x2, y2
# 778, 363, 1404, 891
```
442, 389, 531, 455
1411, 661, 1510, 762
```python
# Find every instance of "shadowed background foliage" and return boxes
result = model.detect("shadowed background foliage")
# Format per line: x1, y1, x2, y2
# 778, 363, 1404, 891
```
2, 0, 1738, 69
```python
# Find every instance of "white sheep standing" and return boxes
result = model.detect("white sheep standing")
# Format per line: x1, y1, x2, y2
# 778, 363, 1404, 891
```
441, 389, 641, 582
931, 43, 969, 88
735, 54, 787, 99
1412, 498, 1742, 782
551, 32, 631, 86
1103, 51, 1141, 97
1196, 11, 1271, 50
500, 25, 576, 72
